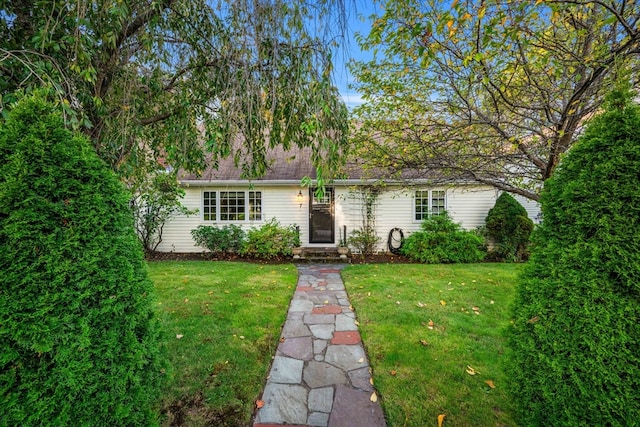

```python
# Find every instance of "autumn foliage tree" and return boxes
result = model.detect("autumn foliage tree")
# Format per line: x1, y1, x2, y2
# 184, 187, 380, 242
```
350, 0, 640, 200
0, 93, 164, 425
506, 86, 640, 425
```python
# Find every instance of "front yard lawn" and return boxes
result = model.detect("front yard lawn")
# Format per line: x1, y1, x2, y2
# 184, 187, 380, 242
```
147, 261, 298, 426
342, 263, 522, 427
148, 261, 521, 427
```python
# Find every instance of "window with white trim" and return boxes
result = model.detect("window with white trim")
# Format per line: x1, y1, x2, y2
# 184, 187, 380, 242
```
202, 190, 262, 222
415, 190, 446, 221
248, 191, 262, 220
203, 191, 216, 221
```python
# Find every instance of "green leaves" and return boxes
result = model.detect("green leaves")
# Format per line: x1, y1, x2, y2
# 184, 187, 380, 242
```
349, 0, 640, 200
1, 0, 350, 186
401, 212, 486, 263
507, 89, 640, 426
0, 93, 164, 426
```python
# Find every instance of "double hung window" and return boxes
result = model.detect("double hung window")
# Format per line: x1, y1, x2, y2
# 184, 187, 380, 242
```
415, 190, 446, 221
203, 191, 262, 221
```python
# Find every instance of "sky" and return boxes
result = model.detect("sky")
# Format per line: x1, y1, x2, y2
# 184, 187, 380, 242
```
333, 1, 381, 109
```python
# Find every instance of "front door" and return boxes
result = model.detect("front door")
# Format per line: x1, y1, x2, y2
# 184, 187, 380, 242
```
309, 187, 334, 244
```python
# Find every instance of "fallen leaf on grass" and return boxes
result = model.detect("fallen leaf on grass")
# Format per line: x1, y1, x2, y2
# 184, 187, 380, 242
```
390, 370, 397, 376
420, 340, 429, 347
256, 400, 264, 409
466, 365, 478, 375
440, 300, 446, 306
416, 302, 425, 308
370, 392, 378, 402
485, 380, 496, 389
472, 306, 480, 315
438, 413, 446, 427
427, 320, 434, 330
176, 334, 184, 339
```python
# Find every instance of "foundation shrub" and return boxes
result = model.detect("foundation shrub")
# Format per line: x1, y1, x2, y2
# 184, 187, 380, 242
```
242, 218, 299, 258
191, 224, 246, 255
484, 192, 534, 261
400, 212, 485, 263
507, 87, 640, 426
0, 93, 163, 426
348, 225, 380, 255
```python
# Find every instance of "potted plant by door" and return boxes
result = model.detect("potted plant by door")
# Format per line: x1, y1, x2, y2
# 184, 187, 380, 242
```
338, 227, 349, 258
292, 225, 303, 259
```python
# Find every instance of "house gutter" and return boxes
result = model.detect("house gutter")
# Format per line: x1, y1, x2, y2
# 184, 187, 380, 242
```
179, 179, 385, 187
178, 178, 480, 187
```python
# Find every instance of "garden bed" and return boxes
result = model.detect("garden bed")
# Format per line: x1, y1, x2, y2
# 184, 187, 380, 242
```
146, 251, 417, 264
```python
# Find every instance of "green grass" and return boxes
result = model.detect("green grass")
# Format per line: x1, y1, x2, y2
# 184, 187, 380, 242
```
341, 263, 522, 427
147, 261, 521, 426
147, 261, 298, 427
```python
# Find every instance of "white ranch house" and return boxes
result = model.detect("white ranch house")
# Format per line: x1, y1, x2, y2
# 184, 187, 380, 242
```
156, 148, 540, 253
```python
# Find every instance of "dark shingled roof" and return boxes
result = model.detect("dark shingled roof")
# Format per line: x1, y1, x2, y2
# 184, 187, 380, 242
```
177, 144, 442, 183
178, 145, 373, 182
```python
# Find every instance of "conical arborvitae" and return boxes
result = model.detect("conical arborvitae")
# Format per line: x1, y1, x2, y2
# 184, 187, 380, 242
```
485, 192, 533, 261
0, 93, 164, 425
506, 87, 640, 426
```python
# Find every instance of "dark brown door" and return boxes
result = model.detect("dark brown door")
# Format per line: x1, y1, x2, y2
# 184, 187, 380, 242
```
309, 187, 334, 243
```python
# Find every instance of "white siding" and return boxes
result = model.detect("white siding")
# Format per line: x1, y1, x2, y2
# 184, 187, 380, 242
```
513, 194, 542, 224
156, 184, 308, 253
445, 186, 500, 229
344, 185, 499, 253
157, 182, 539, 254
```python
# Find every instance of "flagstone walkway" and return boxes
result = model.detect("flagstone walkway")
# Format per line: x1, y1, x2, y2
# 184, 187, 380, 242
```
253, 264, 387, 427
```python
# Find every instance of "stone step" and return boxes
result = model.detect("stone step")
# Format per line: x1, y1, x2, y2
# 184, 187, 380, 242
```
293, 248, 351, 263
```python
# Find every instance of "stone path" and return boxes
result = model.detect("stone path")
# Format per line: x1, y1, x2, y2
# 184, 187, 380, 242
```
254, 264, 387, 427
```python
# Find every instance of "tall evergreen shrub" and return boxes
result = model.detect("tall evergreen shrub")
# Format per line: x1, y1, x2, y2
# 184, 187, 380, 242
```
485, 192, 533, 261
0, 94, 164, 425
506, 87, 640, 426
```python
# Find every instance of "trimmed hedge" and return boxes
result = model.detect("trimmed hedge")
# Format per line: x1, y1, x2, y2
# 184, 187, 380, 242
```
506, 88, 640, 426
0, 93, 164, 425
485, 192, 533, 261
400, 212, 485, 263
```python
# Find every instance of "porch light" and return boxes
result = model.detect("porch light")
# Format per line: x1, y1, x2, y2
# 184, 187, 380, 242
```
297, 190, 304, 208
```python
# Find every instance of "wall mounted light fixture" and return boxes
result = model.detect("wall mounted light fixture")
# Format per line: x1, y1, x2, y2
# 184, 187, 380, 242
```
297, 190, 304, 208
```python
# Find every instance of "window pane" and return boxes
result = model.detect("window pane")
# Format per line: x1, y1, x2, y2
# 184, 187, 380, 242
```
203, 191, 216, 221
415, 191, 428, 221
432, 190, 445, 215
220, 191, 245, 221
249, 191, 262, 220
415, 190, 446, 220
